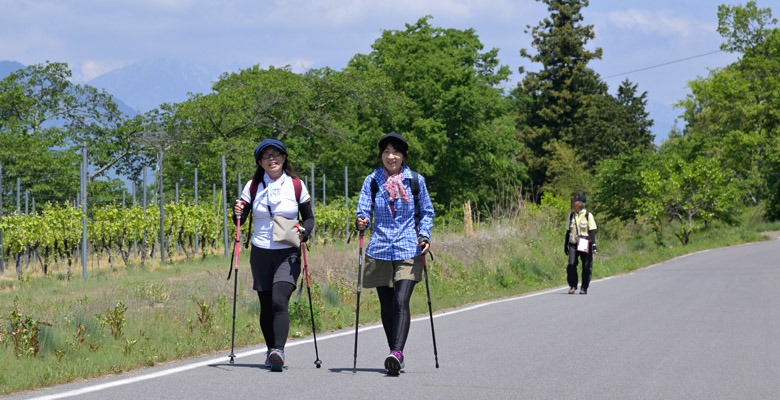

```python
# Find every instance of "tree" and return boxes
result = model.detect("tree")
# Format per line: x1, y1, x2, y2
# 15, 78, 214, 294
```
349, 16, 525, 208
677, 3, 779, 208
540, 140, 593, 198
514, 0, 605, 189
717, 1, 777, 53
166, 65, 404, 200
0, 62, 141, 208
594, 149, 653, 222
637, 155, 740, 245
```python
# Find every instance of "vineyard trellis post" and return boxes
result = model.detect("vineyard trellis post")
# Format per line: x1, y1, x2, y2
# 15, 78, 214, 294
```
157, 147, 165, 264
310, 163, 315, 241
0, 163, 4, 274
175, 181, 179, 254
143, 167, 148, 266
81, 141, 87, 278
132, 182, 137, 259
221, 155, 228, 256
194, 168, 199, 254
345, 166, 349, 240
16, 177, 20, 213
25, 190, 29, 267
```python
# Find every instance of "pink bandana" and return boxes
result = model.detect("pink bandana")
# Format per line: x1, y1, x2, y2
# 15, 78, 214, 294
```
384, 171, 409, 203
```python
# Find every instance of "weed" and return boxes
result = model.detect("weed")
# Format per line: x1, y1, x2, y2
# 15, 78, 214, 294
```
137, 282, 170, 305
8, 301, 41, 357
124, 338, 138, 355
194, 299, 213, 332
100, 301, 127, 339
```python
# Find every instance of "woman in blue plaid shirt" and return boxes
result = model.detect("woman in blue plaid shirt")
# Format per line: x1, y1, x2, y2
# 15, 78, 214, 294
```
355, 131, 434, 376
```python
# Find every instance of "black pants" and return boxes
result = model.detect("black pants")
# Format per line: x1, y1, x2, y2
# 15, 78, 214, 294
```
257, 281, 295, 351
376, 280, 416, 352
567, 244, 593, 290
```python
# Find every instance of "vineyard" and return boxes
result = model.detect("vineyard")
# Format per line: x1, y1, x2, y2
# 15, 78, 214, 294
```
0, 197, 356, 280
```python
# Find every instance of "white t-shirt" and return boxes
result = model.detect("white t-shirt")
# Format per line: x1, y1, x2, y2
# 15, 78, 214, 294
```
239, 172, 310, 249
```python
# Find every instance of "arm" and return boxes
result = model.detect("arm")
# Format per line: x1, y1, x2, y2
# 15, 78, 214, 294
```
416, 174, 435, 239
232, 199, 251, 226
355, 175, 373, 231
232, 181, 252, 226
298, 201, 314, 242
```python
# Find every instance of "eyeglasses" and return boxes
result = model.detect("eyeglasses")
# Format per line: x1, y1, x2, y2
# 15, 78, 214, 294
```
260, 151, 283, 160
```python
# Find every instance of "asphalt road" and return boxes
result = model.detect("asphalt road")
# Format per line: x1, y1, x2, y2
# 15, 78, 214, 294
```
8, 238, 780, 400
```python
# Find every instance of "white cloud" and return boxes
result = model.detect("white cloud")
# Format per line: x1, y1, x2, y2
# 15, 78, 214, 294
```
605, 9, 715, 38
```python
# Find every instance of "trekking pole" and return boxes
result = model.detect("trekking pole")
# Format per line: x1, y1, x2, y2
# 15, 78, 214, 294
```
353, 230, 365, 373
297, 226, 322, 368
422, 251, 439, 368
227, 200, 244, 364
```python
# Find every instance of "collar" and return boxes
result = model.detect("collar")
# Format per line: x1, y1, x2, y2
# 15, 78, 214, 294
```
263, 171, 287, 185
374, 165, 410, 186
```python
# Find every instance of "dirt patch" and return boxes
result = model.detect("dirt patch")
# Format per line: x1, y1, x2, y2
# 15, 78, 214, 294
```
761, 230, 780, 239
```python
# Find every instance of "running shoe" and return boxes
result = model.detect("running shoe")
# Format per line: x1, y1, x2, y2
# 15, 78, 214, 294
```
264, 350, 271, 368
269, 348, 285, 372
384, 350, 404, 376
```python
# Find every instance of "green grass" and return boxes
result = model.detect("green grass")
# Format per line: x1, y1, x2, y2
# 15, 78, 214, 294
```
1, 206, 778, 394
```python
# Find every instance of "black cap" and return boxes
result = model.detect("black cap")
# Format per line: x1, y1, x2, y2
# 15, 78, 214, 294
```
573, 194, 586, 204
378, 131, 408, 152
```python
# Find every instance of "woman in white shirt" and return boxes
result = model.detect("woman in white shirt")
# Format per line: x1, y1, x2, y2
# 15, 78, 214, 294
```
233, 138, 314, 372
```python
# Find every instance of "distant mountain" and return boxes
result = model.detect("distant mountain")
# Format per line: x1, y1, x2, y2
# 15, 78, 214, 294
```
1, 60, 137, 117
87, 59, 226, 113
0, 60, 25, 80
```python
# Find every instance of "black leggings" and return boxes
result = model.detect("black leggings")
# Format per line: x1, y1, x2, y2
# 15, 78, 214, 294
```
376, 279, 416, 352
257, 281, 295, 350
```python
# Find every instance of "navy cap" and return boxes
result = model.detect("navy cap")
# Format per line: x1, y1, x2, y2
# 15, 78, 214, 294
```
254, 138, 288, 161
573, 194, 586, 204
378, 131, 408, 152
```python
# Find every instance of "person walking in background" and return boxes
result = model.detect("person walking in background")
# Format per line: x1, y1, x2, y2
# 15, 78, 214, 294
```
355, 131, 434, 376
565, 194, 597, 295
233, 138, 314, 372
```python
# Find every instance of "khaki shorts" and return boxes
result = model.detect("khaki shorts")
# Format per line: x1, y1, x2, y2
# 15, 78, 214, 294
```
362, 255, 423, 288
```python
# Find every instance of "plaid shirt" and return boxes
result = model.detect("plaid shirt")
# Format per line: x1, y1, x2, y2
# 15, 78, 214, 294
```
356, 165, 434, 261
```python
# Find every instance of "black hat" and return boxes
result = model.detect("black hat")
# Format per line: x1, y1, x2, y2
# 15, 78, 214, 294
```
378, 131, 408, 152
254, 138, 288, 161
573, 194, 586, 204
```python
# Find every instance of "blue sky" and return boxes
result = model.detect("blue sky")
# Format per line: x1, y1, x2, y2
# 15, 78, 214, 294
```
1, 0, 744, 141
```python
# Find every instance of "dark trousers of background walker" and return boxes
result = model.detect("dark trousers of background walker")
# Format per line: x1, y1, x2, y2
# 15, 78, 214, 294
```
567, 244, 593, 290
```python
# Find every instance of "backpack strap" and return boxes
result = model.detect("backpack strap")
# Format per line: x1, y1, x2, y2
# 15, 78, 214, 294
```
370, 178, 379, 220
292, 176, 302, 203
249, 175, 302, 204
410, 171, 420, 230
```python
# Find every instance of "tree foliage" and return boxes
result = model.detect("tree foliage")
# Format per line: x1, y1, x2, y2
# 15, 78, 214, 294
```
637, 155, 740, 245
515, 0, 605, 188
349, 16, 525, 207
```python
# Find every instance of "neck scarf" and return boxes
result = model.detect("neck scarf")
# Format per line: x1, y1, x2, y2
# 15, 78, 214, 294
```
257, 172, 287, 208
383, 170, 409, 203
